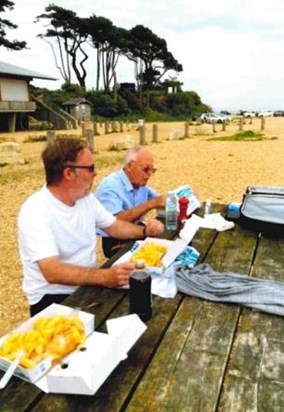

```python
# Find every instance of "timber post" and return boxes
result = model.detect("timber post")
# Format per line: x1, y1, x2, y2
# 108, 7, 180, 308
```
152, 124, 158, 143
86, 129, 94, 153
139, 125, 146, 145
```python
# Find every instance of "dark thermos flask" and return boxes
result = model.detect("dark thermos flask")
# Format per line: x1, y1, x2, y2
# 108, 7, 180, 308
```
129, 259, 152, 322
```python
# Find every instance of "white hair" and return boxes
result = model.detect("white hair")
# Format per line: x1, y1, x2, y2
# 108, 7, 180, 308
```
124, 145, 148, 166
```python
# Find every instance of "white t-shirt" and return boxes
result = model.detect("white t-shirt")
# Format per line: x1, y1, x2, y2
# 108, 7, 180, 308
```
18, 186, 115, 305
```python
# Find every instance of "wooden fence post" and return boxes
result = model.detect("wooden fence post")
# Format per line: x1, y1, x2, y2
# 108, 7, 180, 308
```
81, 122, 86, 137
152, 124, 158, 143
93, 121, 98, 136
119, 121, 124, 133
261, 116, 266, 130
86, 129, 94, 153
239, 117, 244, 131
212, 121, 216, 133
112, 121, 118, 132
139, 125, 146, 145
184, 121, 189, 138
46, 130, 56, 142
222, 121, 226, 131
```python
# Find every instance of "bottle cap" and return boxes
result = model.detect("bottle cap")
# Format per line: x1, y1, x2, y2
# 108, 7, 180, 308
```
179, 196, 189, 206
135, 259, 145, 269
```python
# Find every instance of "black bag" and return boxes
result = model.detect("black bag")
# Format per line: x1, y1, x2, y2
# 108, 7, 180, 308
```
239, 186, 284, 236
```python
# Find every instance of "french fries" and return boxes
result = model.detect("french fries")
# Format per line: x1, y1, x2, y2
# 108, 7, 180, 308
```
0, 314, 86, 369
130, 242, 168, 267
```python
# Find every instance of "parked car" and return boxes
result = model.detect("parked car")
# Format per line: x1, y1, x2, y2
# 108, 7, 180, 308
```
258, 110, 273, 117
200, 112, 229, 124
218, 112, 232, 122
273, 110, 284, 117
243, 111, 256, 118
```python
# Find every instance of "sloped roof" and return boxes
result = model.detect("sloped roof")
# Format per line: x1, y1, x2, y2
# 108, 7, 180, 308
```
0, 61, 57, 81
63, 98, 91, 106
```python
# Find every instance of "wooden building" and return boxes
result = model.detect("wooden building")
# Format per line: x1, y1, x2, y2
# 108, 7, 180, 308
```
0, 61, 56, 132
62, 98, 92, 123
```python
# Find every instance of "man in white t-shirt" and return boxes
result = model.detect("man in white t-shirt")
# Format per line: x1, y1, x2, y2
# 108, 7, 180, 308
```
18, 137, 164, 316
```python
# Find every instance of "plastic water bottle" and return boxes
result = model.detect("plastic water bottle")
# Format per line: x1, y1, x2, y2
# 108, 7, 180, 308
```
129, 260, 152, 322
166, 193, 178, 231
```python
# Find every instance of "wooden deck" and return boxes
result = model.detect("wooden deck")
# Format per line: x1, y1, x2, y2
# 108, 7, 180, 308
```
1, 204, 284, 411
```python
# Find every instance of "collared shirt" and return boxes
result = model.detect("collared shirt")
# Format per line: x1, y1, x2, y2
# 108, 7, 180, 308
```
95, 169, 157, 237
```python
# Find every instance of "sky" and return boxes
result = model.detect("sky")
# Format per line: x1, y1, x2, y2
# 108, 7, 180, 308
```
2, 0, 284, 113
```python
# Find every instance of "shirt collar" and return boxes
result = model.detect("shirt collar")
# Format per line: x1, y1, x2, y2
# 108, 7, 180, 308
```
119, 169, 136, 193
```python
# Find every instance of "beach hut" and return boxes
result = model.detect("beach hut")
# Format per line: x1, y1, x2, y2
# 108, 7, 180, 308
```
62, 98, 92, 123
0, 61, 56, 132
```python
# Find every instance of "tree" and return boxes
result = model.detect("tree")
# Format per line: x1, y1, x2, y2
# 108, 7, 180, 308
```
36, 4, 89, 88
87, 15, 129, 92
124, 25, 183, 91
0, 0, 26, 50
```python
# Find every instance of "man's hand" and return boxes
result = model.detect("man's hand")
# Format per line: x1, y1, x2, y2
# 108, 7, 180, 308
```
152, 195, 166, 209
105, 262, 135, 287
145, 219, 165, 237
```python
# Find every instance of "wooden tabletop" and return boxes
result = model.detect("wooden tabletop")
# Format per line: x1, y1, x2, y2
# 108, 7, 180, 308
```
1, 204, 284, 411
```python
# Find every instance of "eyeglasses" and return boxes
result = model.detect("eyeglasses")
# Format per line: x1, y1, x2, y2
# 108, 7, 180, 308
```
142, 166, 157, 174
65, 164, 96, 173
135, 164, 157, 174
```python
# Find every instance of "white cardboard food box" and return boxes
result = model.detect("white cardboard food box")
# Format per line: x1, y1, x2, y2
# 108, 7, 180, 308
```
113, 237, 173, 275
0, 304, 147, 395
35, 313, 147, 395
0, 303, 94, 383
113, 237, 188, 273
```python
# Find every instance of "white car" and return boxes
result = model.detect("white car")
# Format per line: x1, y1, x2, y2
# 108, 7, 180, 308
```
200, 112, 228, 124
243, 111, 256, 118
258, 110, 273, 117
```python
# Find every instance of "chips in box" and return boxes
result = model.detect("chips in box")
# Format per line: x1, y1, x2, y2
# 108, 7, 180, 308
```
0, 304, 147, 395
0, 303, 94, 383
113, 237, 173, 274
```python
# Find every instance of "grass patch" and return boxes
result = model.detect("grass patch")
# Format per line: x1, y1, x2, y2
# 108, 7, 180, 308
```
208, 130, 268, 141
24, 135, 47, 143
0, 164, 44, 185
0, 136, 15, 143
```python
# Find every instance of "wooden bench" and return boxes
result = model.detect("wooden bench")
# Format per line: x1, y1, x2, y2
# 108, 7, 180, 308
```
1, 204, 284, 411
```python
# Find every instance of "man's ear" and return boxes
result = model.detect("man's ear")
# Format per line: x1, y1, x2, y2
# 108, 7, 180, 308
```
124, 161, 132, 172
63, 167, 75, 180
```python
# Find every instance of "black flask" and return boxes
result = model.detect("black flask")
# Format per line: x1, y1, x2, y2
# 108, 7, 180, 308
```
129, 259, 152, 322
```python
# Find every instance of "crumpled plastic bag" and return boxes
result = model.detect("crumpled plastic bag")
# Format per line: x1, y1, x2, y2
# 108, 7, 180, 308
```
151, 245, 200, 298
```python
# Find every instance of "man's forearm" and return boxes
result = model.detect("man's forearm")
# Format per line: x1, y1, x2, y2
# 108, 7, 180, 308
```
115, 198, 160, 222
105, 219, 145, 240
38, 257, 110, 286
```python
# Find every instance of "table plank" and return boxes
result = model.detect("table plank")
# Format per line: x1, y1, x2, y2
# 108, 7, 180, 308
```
218, 232, 284, 412
127, 224, 258, 410
127, 297, 239, 411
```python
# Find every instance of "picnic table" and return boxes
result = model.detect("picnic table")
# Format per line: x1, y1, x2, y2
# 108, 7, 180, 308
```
1, 203, 284, 411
